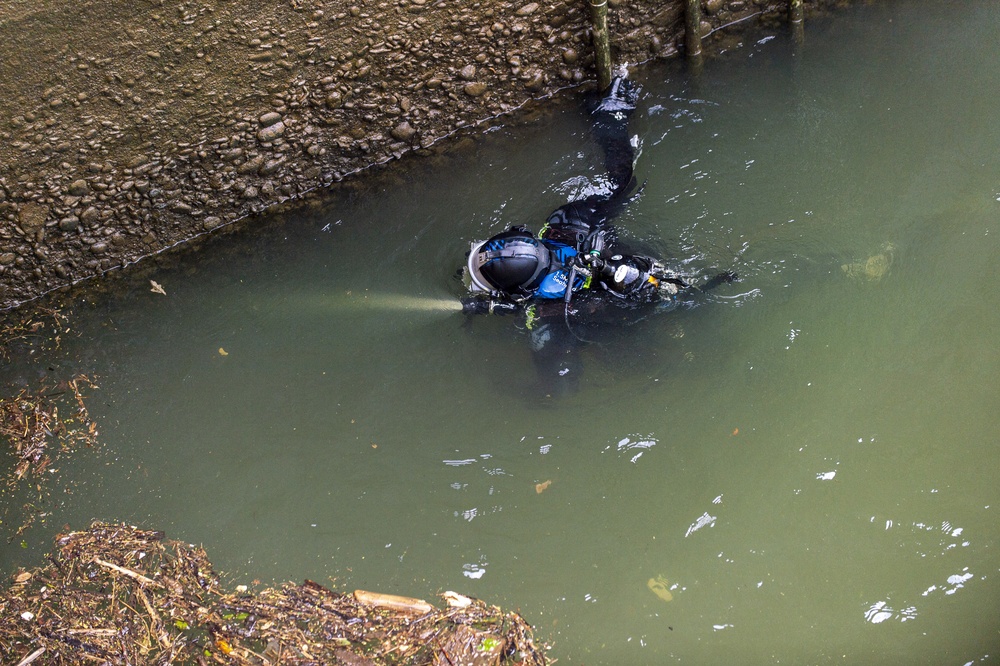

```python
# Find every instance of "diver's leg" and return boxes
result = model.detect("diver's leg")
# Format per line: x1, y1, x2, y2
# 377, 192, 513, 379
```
529, 315, 582, 397
592, 76, 640, 197
540, 76, 640, 243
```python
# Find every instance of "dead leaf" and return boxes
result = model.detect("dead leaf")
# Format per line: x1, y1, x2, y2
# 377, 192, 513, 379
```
218, 348, 228, 356
647, 575, 673, 602
535, 480, 552, 494
150, 280, 166, 295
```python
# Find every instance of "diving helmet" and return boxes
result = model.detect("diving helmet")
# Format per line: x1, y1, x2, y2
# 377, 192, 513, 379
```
466, 228, 552, 296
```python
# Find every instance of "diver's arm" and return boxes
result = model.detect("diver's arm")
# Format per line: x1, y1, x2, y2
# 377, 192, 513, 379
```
460, 295, 520, 316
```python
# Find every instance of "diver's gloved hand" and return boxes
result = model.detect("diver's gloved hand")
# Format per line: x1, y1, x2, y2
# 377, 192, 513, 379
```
461, 297, 490, 315
595, 76, 640, 114
461, 297, 519, 316
581, 228, 607, 255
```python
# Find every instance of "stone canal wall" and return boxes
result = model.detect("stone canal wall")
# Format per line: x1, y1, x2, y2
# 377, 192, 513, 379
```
0, 0, 846, 310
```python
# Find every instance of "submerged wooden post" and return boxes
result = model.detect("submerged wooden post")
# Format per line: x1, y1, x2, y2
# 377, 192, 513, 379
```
589, 0, 612, 90
684, 0, 702, 58
789, 0, 804, 45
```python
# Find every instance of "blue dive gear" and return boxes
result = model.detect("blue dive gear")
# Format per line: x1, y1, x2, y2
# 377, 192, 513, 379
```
532, 241, 588, 300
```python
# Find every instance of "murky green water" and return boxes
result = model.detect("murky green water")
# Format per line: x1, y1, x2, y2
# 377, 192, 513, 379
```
4, 2, 1000, 662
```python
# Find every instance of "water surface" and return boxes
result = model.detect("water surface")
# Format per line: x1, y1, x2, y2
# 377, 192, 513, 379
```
3, 2, 1000, 663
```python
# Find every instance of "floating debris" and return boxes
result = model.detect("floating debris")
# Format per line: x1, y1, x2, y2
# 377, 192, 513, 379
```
647, 575, 674, 602
1, 307, 100, 537
0, 522, 550, 665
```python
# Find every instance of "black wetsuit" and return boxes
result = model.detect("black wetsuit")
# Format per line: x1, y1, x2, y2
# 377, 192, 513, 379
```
537, 77, 641, 250
462, 77, 734, 393
466, 78, 645, 390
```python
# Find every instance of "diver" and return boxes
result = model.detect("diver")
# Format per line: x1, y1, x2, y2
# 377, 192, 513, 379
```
459, 74, 736, 389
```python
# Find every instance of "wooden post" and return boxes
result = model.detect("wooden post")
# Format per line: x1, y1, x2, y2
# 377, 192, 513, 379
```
684, 0, 702, 58
589, 0, 612, 90
789, 0, 804, 45
789, 0, 804, 24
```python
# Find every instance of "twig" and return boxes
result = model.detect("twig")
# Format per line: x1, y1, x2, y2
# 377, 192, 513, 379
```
14, 647, 45, 666
432, 632, 456, 666
135, 586, 171, 649
93, 557, 162, 588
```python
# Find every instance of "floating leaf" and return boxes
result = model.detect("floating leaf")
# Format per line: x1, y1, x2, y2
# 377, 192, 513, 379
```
647, 575, 673, 602
218, 348, 229, 356
150, 280, 167, 295
535, 480, 551, 494
173, 619, 189, 630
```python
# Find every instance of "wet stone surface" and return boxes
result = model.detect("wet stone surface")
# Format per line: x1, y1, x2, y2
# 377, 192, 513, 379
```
0, 0, 840, 310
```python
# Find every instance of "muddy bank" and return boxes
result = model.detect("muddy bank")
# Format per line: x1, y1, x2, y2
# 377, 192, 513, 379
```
0, 0, 849, 311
